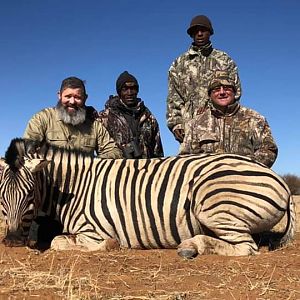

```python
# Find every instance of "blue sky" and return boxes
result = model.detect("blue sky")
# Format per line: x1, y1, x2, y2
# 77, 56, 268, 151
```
1, 0, 299, 176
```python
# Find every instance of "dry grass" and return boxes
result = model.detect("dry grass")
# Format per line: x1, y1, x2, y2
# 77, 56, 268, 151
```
294, 195, 300, 231
273, 195, 300, 232
0, 196, 298, 299
0, 246, 299, 299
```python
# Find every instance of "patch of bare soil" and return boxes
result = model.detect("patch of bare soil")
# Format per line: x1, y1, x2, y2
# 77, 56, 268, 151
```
0, 197, 298, 300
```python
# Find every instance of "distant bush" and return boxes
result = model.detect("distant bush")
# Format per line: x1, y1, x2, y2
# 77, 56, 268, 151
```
282, 174, 300, 195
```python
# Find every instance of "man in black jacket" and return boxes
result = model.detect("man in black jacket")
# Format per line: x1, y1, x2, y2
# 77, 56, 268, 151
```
98, 71, 164, 158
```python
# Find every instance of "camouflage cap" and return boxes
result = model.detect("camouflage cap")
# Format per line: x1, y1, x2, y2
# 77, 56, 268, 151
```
208, 71, 236, 95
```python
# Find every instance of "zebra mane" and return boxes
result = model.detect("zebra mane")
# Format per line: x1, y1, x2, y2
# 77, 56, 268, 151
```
5, 138, 28, 171
5, 138, 94, 170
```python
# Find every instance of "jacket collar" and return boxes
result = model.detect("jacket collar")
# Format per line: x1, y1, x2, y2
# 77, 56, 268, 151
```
188, 41, 213, 57
105, 95, 145, 115
209, 101, 240, 117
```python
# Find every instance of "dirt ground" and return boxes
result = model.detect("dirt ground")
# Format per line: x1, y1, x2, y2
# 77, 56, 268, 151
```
0, 197, 299, 300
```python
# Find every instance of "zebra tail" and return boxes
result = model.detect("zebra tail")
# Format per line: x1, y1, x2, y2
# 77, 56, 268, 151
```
269, 195, 297, 250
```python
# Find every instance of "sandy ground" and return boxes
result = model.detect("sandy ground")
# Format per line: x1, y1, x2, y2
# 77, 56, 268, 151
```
0, 196, 298, 299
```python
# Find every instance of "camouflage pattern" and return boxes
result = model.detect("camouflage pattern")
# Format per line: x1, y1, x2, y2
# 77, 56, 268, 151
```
179, 102, 278, 168
166, 45, 242, 134
98, 96, 164, 158
23, 106, 123, 159
208, 70, 236, 94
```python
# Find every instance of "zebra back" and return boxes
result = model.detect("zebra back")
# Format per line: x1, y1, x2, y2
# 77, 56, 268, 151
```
0, 138, 296, 252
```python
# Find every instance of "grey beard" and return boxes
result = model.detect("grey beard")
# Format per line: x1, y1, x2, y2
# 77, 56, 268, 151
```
56, 102, 86, 126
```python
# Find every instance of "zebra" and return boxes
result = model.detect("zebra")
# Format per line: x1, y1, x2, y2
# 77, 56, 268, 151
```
0, 138, 296, 257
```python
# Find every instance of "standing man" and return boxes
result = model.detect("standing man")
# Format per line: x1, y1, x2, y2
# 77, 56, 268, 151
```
24, 76, 122, 158
179, 71, 278, 168
167, 15, 242, 143
98, 71, 164, 158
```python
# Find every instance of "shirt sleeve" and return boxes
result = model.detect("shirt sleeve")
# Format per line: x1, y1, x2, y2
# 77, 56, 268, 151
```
179, 120, 194, 154
23, 110, 47, 142
152, 119, 164, 158
166, 61, 185, 133
225, 55, 242, 101
95, 120, 123, 159
252, 118, 278, 168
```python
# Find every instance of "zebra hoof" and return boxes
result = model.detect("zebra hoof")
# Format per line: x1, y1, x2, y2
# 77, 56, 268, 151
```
177, 248, 198, 259
104, 238, 120, 251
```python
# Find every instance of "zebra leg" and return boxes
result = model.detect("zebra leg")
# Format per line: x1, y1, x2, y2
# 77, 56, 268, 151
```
177, 234, 259, 258
51, 234, 120, 252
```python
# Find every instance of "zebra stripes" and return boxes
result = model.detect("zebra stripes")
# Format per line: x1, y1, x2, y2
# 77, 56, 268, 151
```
0, 138, 296, 256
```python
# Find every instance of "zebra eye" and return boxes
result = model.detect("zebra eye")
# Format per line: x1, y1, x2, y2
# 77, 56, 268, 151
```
27, 190, 34, 198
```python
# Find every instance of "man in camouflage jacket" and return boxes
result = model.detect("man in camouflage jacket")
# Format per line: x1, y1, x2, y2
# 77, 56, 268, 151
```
98, 71, 164, 159
179, 71, 278, 168
167, 15, 242, 143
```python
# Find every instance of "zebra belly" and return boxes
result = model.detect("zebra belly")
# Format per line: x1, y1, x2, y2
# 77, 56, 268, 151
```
98, 209, 202, 249
116, 219, 202, 249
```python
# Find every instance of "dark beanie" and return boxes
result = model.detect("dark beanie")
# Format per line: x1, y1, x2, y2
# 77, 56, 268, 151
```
116, 71, 139, 94
187, 15, 214, 36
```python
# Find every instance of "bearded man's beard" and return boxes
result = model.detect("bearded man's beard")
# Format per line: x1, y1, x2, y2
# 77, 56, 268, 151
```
56, 102, 86, 126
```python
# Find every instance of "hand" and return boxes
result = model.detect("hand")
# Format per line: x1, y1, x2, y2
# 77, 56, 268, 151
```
173, 129, 185, 143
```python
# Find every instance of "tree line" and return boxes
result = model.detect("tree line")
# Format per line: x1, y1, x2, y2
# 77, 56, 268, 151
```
282, 174, 300, 195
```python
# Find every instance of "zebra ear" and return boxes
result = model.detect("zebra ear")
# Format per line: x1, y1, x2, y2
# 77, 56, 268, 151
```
0, 158, 7, 180
24, 158, 50, 173
0, 158, 7, 168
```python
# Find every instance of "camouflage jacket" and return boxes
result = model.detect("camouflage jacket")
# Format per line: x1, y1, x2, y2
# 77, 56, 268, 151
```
179, 102, 278, 167
166, 44, 242, 134
23, 106, 123, 159
98, 96, 164, 159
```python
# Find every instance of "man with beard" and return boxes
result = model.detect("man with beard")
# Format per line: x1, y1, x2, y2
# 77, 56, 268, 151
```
98, 71, 164, 158
23, 76, 122, 158
167, 15, 242, 144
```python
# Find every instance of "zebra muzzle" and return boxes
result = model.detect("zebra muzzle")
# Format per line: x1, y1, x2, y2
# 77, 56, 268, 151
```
2, 232, 27, 247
